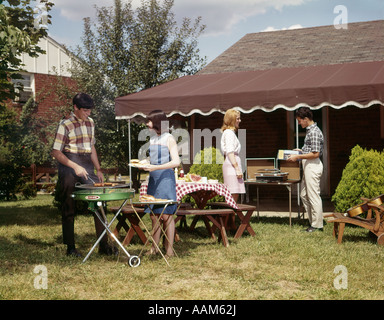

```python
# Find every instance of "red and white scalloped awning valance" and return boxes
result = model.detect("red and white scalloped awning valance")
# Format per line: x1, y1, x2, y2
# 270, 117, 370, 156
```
115, 60, 384, 119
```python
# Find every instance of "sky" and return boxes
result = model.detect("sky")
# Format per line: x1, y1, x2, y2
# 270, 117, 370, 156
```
46, 0, 384, 64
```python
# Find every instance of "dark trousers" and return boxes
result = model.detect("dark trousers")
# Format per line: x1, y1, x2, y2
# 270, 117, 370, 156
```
57, 153, 107, 247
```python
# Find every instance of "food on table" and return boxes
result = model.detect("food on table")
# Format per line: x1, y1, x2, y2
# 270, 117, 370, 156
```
140, 194, 155, 201
185, 173, 202, 182
140, 194, 169, 202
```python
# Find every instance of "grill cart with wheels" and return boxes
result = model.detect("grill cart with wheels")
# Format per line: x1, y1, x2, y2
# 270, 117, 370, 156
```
71, 184, 140, 267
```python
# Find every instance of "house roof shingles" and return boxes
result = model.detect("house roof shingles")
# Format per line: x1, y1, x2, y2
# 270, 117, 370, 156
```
199, 20, 384, 74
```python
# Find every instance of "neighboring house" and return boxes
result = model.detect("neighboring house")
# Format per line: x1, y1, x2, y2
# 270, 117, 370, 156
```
8, 36, 78, 187
11, 36, 77, 117
115, 20, 384, 198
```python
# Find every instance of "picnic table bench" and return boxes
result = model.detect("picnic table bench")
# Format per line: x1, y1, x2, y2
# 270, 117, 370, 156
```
111, 205, 234, 247
175, 208, 235, 247
111, 206, 147, 246
175, 209, 234, 247
209, 202, 256, 239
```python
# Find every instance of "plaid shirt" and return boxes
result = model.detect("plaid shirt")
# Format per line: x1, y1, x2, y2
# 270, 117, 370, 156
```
52, 112, 95, 154
302, 122, 324, 156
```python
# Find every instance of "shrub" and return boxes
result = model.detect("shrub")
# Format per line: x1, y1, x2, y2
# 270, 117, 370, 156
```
20, 182, 37, 200
0, 106, 29, 200
0, 162, 22, 201
332, 145, 384, 212
189, 147, 224, 181
183, 147, 225, 207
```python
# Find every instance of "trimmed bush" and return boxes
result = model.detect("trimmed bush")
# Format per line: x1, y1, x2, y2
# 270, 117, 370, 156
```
332, 145, 384, 213
189, 147, 224, 181
182, 147, 225, 207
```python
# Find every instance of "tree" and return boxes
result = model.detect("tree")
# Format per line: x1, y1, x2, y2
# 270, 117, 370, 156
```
0, 105, 25, 200
69, 0, 206, 171
0, 0, 53, 200
130, 0, 206, 90
0, 0, 53, 105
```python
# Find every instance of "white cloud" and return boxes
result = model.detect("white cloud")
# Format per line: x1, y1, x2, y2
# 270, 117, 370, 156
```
262, 24, 303, 32
52, 0, 115, 21
172, 0, 312, 35
51, 0, 313, 34
51, 0, 156, 21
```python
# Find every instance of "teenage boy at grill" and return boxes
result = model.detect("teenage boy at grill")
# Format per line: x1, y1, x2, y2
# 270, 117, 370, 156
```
52, 93, 115, 257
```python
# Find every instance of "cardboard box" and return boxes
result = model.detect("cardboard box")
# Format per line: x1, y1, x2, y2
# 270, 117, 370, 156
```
245, 158, 275, 180
278, 160, 301, 180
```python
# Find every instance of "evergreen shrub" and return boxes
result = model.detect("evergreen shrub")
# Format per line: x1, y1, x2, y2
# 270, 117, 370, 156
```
332, 145, 384, 213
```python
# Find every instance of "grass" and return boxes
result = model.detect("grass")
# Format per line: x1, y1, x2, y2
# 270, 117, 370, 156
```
1, 194, 384, 300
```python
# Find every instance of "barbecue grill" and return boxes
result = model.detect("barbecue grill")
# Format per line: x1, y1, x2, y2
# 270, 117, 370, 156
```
73, 183, 132, 202
255, 169, 289, 183
71, 183, 140, 267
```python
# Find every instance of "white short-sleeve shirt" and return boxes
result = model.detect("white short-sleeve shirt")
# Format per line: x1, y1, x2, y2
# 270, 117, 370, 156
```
221, 129, 241, 155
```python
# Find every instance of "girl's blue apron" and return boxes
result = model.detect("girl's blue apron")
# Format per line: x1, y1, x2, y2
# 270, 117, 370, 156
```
145, 133, 177, 214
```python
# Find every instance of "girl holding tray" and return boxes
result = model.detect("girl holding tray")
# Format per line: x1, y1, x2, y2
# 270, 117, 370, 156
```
143, 110, 180, 257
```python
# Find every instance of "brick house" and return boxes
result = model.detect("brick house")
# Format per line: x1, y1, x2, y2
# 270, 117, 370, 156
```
9, 36, 78, 187
11, 36, 77, 119
116, 20, 384, 198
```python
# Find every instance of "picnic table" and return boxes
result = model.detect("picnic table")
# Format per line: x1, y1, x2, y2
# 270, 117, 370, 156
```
112, 181, 254, 249
140, 180, 238, 210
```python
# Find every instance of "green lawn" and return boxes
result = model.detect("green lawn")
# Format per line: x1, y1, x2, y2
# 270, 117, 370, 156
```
1, 194, 383, 300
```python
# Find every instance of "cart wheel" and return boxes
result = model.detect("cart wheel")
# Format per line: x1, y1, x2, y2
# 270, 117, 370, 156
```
129, 255, 141, 267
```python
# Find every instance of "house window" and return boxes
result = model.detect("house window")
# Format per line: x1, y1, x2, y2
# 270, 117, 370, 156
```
12, 73, 35, 103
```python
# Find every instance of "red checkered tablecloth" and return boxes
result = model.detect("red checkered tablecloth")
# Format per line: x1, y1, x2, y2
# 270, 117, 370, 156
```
140, 181, 238, 209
